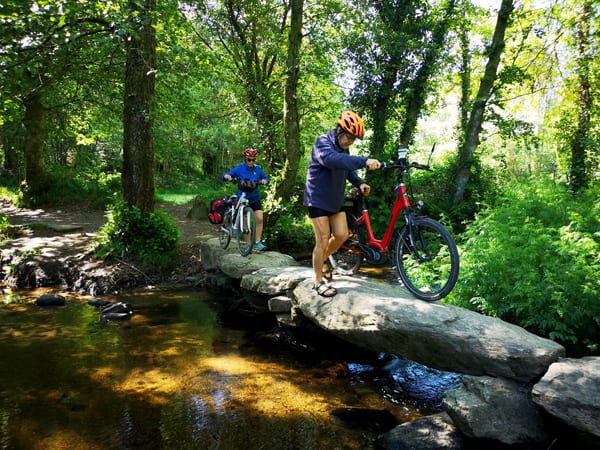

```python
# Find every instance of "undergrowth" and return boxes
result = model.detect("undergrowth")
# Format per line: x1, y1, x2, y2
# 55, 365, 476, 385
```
96, 200, 180, 271
448, 178, 600, 354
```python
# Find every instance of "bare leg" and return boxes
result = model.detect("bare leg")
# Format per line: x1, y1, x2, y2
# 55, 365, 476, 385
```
324, 212, 348, 261
310, 216, 331, 286
255, 210, 264, 242
311, 212, 348, 286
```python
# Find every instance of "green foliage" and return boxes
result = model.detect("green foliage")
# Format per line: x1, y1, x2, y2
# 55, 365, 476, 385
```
263, 213, 314, 257
0, 173, 19, 204
449, 179, 600, 352
96, 200, 180, 271
0, 214, 11, 243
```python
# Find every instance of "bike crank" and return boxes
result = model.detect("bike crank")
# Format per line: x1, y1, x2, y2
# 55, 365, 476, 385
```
358, 243, 385, 264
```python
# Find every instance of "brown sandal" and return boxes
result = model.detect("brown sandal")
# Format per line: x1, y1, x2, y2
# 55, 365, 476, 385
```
313, 281, 337, 297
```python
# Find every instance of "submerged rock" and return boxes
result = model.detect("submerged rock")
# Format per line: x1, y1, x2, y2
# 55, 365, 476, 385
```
376, 412, 466, 450
35, 294, 66, 306
332, 407, 397, 434
88, 297, 109, 307
100, 302, 133, 321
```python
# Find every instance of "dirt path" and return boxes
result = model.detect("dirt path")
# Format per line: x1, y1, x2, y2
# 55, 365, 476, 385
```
0, 200, 219, 294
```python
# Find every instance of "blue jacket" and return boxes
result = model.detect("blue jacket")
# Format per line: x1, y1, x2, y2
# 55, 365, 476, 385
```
303, 129, 367, 213
222, 163, 269, 203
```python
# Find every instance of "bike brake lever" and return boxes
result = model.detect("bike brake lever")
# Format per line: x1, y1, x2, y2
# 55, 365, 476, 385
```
411, 162, 431, 171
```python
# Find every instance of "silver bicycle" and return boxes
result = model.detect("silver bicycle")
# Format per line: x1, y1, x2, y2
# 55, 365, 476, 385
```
218, 178, 257, 256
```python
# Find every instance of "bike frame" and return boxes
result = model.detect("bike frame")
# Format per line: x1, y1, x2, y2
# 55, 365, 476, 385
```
235, 193, 250, 232
346, 177, 412, 254
227, 192, 248, 232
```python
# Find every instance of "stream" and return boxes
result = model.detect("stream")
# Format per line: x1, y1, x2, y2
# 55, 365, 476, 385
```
0, 287, 461, 449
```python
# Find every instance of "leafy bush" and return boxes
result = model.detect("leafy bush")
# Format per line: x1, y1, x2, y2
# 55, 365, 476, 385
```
263, 213, 314, 258
0, 214, 12, 243
449, 179, 600, 353
96, 201, 180, 270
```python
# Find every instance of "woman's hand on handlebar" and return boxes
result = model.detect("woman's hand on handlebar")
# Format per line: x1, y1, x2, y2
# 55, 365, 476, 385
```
359, 183, 371, 196
366, 159, 381, 171
224, 174, 232, 181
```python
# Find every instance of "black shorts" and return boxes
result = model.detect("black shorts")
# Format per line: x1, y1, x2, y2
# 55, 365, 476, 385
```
308, 206, 340, 219
249, 200, 262, 211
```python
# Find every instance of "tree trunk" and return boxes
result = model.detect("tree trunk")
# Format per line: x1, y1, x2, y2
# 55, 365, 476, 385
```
122, 0, 156, 215
570, 0, 592, 193
21, 93, 47, 202
399, 0, 457, 147
276, 0, 304, 210
458, 19, 471, 138
452, 0, 514, 207
369, 73, 394, 159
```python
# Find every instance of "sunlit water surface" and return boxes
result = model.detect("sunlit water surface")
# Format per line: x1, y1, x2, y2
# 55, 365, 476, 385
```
0, 288, 460, 449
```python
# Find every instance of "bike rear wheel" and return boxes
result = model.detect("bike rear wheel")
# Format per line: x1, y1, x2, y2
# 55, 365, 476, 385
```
328, 218, 363, 275
394, 217, 459, 301
237, 205, 256, 256
219, 210, 233, 249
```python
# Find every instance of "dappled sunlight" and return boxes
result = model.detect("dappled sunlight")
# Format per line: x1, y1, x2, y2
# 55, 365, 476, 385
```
0, 289, 413, 448
117, 367, 181, 401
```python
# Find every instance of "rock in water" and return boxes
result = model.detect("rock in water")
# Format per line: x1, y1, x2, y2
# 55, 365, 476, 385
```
331, 408, 397, 433
100, 302, 134, 321
88, 297, 109, 307
36, 294, 66, 306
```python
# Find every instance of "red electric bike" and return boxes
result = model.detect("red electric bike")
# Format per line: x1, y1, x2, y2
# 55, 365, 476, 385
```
328, 146, 459, 301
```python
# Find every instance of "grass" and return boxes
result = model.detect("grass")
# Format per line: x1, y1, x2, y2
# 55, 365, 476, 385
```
156, 179, 231, 208
0, 186, 18, 204
155, 190, 197, 205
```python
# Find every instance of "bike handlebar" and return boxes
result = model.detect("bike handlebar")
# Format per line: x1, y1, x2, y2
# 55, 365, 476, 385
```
380, 160, 431, 171
227, 176, 259, 192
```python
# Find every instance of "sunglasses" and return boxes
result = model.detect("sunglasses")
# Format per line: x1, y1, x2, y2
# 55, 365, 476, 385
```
246, 158, 256, 162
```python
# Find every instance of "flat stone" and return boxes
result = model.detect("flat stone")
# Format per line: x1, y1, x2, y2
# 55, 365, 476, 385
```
218, 251, 300, 279
242, 266, 313, 295
293, 276, 565, 382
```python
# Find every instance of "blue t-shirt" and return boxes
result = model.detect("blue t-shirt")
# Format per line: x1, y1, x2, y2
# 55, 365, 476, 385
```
222, 163, 269, 203
303, 130, 367, 213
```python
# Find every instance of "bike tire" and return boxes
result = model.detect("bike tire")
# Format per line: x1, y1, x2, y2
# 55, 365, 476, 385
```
328, 215, 363, 275
219, 210, 233, 249
237, 206, 256, 256
394, 216, 459, 302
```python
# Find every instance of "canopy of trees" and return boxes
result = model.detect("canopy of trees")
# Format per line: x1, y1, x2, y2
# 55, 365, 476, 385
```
2, 0, 598, 203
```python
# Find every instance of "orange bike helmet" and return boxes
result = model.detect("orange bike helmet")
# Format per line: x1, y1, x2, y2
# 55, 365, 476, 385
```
336, 111, 364, 139
242, 148, 258, 158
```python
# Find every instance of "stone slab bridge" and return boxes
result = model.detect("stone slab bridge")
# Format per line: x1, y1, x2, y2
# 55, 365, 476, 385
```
200, 238, 600, 447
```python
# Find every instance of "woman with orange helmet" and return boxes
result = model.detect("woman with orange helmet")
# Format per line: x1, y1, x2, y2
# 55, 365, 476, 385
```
303, 111, 381, 297
223, 148, 269, 251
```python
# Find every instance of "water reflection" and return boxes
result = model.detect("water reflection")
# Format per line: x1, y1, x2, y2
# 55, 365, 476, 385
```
0, 288, 459, 449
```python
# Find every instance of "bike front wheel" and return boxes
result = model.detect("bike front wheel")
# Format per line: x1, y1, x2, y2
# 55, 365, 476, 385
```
394, 217, 459, 302
237, 206, 256, 256
219, 210, 233, 249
